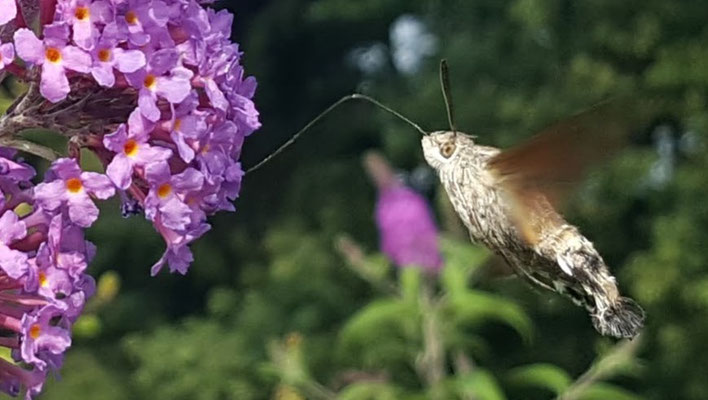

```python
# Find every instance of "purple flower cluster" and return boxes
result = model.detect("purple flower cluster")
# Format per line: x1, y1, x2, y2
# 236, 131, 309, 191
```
1, 0, 259, 275
1, 151, 99, 399
0, 0, 259, 397
363, 152, 443, 273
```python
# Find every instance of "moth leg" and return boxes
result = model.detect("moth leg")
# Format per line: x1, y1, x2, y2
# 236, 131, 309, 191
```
497, 251, 555, 292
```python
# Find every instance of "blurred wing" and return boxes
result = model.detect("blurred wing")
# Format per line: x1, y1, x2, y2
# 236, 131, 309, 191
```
488, 97, 660, 244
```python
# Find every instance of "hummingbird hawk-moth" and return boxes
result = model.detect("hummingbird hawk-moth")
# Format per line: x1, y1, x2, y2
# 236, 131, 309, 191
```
420, 61, 647, 338
247, 61, 654, 338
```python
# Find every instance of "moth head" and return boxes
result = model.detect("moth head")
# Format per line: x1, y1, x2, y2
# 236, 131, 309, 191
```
421, 130, 474, 170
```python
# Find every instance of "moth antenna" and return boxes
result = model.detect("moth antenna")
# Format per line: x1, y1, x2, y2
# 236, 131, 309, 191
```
439, 59, 457, 136
351, 93, 428, 136
245, 94, 427, 174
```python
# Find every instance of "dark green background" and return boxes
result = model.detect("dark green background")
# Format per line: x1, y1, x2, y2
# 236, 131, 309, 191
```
10, 0, 708, 399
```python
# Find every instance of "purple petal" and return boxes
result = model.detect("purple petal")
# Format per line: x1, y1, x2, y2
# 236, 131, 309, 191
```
149, 0, 170, 26
0, 43, 15, 67
127, 107, 154, 139
67, 196, 99, 227
90, 1, 113, 23
159, 197, 192, 230
43, 22, 71, 43
172, 168, 203, 192
103, 124, 128, 153
170, 131, 195, 163
37, 267, 74, 299
35, 326, 72, 355
106, 154, 133, 189
0, 244, 29, 280
33, 180, 67, 211
80, 172, 115, 199
114, 48, 145, 73
138, 89, 160, 121
150, 252, 167, 276
56, 251, 88, 278
0, 0, 17, 25
91, 63, 115, 87
144, 161, 171, 184
13, 28, 45, 64
72, 19, 96, 50
148, 48, 178, 75
156, 76, 191, 104
124, 67, 146, 89
61, 46, 91, 73
49, 158, 82, 180
0, 210, 26, 243
134, 144, 171, 165
151, 243, 194, 276
40, 62, 70, 103
204, 78, 228, 112
166, 245, 193, 275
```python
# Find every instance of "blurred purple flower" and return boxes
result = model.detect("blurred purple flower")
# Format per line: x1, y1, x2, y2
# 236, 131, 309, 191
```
364, 151, 443, 273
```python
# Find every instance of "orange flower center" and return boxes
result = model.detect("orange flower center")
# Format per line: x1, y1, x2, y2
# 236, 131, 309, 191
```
38, 272, 47, 287
125, 10, 138, 25
65, 177, 83, 193
124, 139, 138, 156
157, 183, 172, 198
45, 47, 62, 63
29, 324, 41, 339
173, 119, 182, 132
143, 74, 157, 90
98, 48, 111, 62
75, 6, 90, 20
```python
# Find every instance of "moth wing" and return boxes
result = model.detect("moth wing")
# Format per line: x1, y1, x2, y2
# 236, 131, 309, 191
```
487, 97, 660, 245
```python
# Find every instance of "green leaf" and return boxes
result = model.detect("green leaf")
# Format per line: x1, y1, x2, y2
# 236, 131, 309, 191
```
439, 237, 491, 297
507, 363, 572, 394
456, 369, 507, 400
575, 383, 644, 400
339, 299, 418, 348
399, 267, 422, 304
338, 382, 403, 400
447, 290, 534, 342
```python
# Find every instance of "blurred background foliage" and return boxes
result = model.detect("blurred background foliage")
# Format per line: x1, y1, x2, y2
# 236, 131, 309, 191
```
4, 0, 707, 398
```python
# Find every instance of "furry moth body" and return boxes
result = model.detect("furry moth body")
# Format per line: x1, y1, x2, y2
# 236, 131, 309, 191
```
422, 130, 645, 338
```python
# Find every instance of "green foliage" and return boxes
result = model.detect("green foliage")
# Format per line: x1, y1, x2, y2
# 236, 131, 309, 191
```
337, 382, 403, 400
507, 363, 572, 394
454, 369, 507, 400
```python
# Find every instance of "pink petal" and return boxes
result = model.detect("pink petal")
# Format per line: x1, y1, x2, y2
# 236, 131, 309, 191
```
106, 154, 133, 189
61, 45, 91, 73
13, 28, 45, 64
114, 48, 145, 73
91, 64, 115, 87
0, 0, 17, 26
40, 62, 70, 102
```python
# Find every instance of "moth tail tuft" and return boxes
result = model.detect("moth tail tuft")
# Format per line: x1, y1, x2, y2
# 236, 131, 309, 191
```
592, 296, 645, 339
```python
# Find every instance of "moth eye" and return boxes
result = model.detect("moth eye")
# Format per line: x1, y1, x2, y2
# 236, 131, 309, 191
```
440, 142, 456, 158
